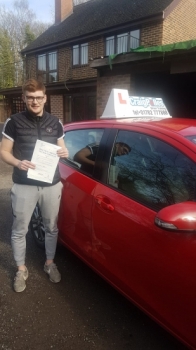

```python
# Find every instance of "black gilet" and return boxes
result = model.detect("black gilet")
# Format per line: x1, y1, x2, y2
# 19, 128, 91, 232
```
11, 111, 62, 186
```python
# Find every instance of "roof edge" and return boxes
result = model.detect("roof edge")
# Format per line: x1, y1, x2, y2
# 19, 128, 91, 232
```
163, 0, 182, 19
22, 12, 164, 56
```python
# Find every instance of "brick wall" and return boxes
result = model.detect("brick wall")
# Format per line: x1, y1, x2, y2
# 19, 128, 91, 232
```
25, 0, 196, 83
55, 0, 73, 24
58, 47, 72, 81
26, 56, 37, 79
59, 39, 101, 81
89, 38, 104, 60
26, 39, 101, 84
96, 74, 132, 118
24, 0, 196, 122
50, 95, 64, 122
163, 0, 196, 44
141, 22, 163, 47
139, 0, 196, 47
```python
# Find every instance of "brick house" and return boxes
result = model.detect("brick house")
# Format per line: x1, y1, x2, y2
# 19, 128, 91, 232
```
1, 0, 196, 122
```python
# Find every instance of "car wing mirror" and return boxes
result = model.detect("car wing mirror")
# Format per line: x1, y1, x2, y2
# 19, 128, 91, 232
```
155, 201, 196, 232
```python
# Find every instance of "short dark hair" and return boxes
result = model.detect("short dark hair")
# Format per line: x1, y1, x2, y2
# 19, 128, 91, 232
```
118, 142, 131, 152
22, 79, 46, 94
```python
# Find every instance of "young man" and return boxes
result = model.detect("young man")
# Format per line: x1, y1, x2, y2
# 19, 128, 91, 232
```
74, 141, 131, 171
0, 79, 68, 292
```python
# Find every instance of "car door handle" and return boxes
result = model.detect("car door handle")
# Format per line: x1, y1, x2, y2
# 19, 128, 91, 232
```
95, 195, 114, 212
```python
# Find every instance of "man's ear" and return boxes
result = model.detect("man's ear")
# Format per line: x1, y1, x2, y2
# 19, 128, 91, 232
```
22, 94, 25, 103
44, 94, 47, 103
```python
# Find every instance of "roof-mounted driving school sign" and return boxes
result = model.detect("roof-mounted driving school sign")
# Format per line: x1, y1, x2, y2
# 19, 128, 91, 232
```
100, 89, 131, 119
100, 89, 171, 120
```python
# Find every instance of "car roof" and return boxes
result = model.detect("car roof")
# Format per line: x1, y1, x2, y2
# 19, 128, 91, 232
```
64, 117, 196, 138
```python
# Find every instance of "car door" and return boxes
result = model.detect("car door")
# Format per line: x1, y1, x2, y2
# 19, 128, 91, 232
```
58, 126, 109, 265
91, 128, 196, 347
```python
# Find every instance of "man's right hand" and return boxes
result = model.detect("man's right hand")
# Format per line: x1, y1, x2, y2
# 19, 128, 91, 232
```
17, 160, 36, 171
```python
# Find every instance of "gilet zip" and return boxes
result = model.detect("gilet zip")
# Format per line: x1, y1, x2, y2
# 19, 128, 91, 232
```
36, 117, 42, 140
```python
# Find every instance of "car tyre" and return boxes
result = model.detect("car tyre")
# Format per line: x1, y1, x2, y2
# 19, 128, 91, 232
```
29, 203, 45, 249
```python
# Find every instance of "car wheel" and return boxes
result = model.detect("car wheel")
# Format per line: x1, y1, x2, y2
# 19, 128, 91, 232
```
29, 203, 45, 249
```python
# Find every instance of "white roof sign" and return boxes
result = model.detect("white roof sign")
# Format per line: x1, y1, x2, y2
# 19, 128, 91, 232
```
100, 89, 171, 120
100, 89, 131, 119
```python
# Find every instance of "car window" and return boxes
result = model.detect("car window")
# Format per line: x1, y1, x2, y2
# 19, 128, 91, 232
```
186, 135, 196, 145
108, 130, 196, 211
61, 128, 104, 176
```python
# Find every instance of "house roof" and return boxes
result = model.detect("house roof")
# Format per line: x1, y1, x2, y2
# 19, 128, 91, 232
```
22, 0, 176, 54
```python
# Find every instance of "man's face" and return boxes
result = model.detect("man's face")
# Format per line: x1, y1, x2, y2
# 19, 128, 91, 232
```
22, 90, 47, 116
116, 143, 130, 156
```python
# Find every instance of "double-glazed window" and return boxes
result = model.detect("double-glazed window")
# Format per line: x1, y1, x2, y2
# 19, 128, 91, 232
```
106, 29, 140, 56
108, 130, 196, 211
73, 43, 88, 66
37, 52, 57, 83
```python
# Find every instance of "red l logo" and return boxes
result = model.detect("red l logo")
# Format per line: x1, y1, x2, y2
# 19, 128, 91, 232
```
118, 93, 127, 104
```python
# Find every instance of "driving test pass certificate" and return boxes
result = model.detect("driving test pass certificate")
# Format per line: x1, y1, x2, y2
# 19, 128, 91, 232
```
27, 140, 61, 183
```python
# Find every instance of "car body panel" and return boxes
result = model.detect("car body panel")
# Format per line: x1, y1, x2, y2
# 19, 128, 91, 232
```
58, 117, 196, 349
58, 166, 95, 264
92, 181, 196, 348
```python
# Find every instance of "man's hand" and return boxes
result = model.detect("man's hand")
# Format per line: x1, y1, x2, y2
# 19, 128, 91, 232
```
17, 160, 36, 171
57, 147, 69, 158
0, 137, 36, 170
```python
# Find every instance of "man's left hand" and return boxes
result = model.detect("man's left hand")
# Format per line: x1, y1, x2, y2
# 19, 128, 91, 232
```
57, 147, 69, 158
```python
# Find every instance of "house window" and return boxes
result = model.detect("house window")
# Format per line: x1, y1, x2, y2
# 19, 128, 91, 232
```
117, 33, 128, 54
106, 36, 114, 56
73, 43, 88, 66
130, 30, 140, 49
106, 29, 140, 55
38, 54, 46, 82
37, 51, 57, 83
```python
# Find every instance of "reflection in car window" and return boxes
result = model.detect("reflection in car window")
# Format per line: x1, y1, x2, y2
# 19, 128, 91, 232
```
61, 129, 104, 175
108, 130, 196, 211
186, 135, 196, 145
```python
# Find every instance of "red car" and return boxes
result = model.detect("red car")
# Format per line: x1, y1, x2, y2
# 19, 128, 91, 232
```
31, 108, 196, 350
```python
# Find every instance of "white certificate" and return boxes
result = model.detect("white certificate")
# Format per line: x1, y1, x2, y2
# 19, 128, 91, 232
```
27, 140, 61, 183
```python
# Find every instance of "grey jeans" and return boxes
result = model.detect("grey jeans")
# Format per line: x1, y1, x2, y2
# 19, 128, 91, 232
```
10, 182, 63, 266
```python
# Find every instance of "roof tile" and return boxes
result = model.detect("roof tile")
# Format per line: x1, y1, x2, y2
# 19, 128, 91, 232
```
23, 0, 174, 53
